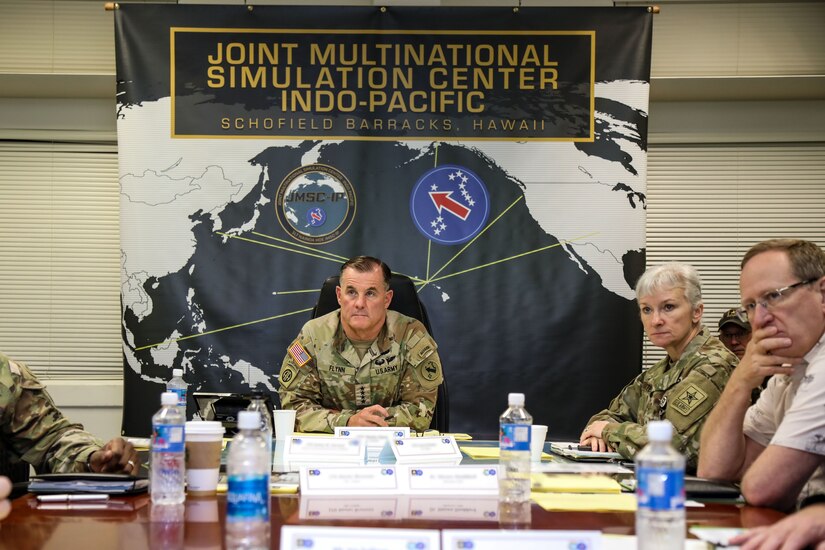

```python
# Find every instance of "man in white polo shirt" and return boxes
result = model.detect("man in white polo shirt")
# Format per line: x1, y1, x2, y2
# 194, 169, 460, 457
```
698, 239, 825, 511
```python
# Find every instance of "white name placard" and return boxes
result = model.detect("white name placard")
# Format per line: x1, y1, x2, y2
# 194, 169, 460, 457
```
284, 435, 364, 464
299, 495, 403, 520
408, 496, 499, 521
405, 465, 499, 495
335, 426, 410, 441
281, 526, 440, 550
441, 530, 603, 550
300, 465, 402, 495
391, 435, 462, 463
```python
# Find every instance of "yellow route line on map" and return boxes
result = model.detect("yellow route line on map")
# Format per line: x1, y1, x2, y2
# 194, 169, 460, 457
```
250, 231, 349, 262
217, 232, 343, 264
426, 232, 600, 284
135, 307, 314, 351
417, 195, 523, 292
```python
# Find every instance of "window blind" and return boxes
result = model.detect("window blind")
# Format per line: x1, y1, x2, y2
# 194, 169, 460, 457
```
642, 143, 825, 368
0, 141, 122, 379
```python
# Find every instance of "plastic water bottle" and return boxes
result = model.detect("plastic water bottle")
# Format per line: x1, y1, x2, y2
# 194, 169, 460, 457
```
151, 391, 186, 505
226, 410, 271, 550
246, 391, 273, 460
499, 392, 532, 505
167, 368, 188, 419
635, 420, 686, 549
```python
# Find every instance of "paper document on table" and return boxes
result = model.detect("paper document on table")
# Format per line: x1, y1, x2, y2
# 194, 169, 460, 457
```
532, 492, 637, 512
550, 441, 622, 461
531, 473, 623, 494
602, 534, 710, 550
460, 446, 552, 460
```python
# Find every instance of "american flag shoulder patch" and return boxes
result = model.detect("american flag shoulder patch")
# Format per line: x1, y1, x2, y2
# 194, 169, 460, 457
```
288, 341, 311, 367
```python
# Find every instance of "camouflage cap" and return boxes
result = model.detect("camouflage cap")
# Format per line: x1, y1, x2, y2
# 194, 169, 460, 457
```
718, 308, 750, 331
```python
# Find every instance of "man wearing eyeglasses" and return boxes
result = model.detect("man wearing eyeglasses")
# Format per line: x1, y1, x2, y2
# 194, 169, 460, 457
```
698, 239, 825, 511
718, 308, 752, 360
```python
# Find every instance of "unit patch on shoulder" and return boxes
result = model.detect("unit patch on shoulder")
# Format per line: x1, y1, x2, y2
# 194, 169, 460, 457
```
419, 360, 441, 383
279, 364, 298, 389
672, 383, 708, 415
288, 340, 312, 367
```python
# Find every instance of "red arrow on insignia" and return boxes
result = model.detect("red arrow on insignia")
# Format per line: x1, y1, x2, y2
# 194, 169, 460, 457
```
429, 191, 470, 221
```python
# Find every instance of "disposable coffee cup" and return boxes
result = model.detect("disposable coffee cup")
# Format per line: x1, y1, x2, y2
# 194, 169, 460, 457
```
184, 421, 224, 495
530, 424, 548, 462
273, 409, 297, 440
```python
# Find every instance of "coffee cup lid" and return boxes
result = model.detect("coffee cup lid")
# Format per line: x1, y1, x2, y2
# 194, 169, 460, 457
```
185, 420, 224, 435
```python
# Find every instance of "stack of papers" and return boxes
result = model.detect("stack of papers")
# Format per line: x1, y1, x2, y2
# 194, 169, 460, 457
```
530, 473, 623, 494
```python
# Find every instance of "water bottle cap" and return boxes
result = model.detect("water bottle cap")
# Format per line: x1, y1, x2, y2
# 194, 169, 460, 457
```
647, 420, 673, 441
507, 393, 525, 407
161, 391, 178, 405
172, 368, 183, 377
238, 410, 260, 430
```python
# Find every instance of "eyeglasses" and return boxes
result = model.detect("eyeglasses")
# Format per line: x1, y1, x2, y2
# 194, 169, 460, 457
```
735, 278, 817, 322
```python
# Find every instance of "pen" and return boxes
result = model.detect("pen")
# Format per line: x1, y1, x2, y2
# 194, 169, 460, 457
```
36, 494, 110, 502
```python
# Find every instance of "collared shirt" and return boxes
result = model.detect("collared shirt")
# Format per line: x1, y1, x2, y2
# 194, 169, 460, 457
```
744, 331, 825, 504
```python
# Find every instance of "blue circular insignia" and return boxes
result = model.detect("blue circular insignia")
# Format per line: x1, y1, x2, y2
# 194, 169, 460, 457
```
306, 207, 326, 227
410, 165, 490, 245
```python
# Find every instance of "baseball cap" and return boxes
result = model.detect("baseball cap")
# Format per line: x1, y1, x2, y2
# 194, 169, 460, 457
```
718, 308, 751, 331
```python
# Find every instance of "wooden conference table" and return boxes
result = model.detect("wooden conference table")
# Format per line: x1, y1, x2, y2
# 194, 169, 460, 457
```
0, 439, 785, 549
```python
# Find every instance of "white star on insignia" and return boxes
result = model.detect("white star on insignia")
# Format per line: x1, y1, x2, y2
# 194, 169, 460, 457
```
430, 184, 438, 191
436, 216, 443, 223
448, 172, 456, 181
456, 170, 464, 178
433, 228, 441, 235
468, 199, 475, 206
430, 220, 438, 227
461, 175, 469, 184
439, 223, 447, 231
459, 182, 466, 190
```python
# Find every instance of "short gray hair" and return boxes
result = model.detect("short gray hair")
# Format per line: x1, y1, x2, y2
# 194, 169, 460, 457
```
635, 262, 703, 309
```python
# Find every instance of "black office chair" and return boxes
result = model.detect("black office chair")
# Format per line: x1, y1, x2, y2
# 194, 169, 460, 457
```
311, 273, 449, 433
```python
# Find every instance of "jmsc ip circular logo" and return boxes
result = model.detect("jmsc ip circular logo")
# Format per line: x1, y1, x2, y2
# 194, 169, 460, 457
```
410, 165, 490, 245
275, 163, 356, 245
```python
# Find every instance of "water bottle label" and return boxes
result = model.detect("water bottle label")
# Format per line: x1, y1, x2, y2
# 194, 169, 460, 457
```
227, 475, 270, 521
152, 424, 185, 453
500, 423, 531, 451
637, 466, 685, 511
169, 388, 187, 406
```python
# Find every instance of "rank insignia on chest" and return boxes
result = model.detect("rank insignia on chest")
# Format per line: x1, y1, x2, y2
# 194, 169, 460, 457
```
672, 383, 708, 415
288, 341, 311, 367
355, 384, 370, 407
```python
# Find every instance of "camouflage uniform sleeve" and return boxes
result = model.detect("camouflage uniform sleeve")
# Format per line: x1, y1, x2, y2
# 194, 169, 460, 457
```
587, 372, 645, 427
1, 357, 102, 473
388, 322, 443, 433
602, 358, 732, 470
277, 336, 354, 433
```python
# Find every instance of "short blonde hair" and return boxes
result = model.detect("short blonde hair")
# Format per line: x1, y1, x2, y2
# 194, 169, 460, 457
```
635, 262, 702, 309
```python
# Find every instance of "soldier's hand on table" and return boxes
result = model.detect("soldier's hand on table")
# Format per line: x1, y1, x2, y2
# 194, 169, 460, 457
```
580, 421, 612, 452
348, 405, 390, 427
0, 475, 11, 520
89, 437, 141, 474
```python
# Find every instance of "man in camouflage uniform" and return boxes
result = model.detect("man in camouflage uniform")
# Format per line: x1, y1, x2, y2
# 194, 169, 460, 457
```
1, 352, 140, 474
580, 262, 737, 473
582, 327, 734, 472
279, 256, 443, 433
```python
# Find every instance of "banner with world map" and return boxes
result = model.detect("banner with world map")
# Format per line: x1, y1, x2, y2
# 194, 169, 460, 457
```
115, 5, 651, 437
